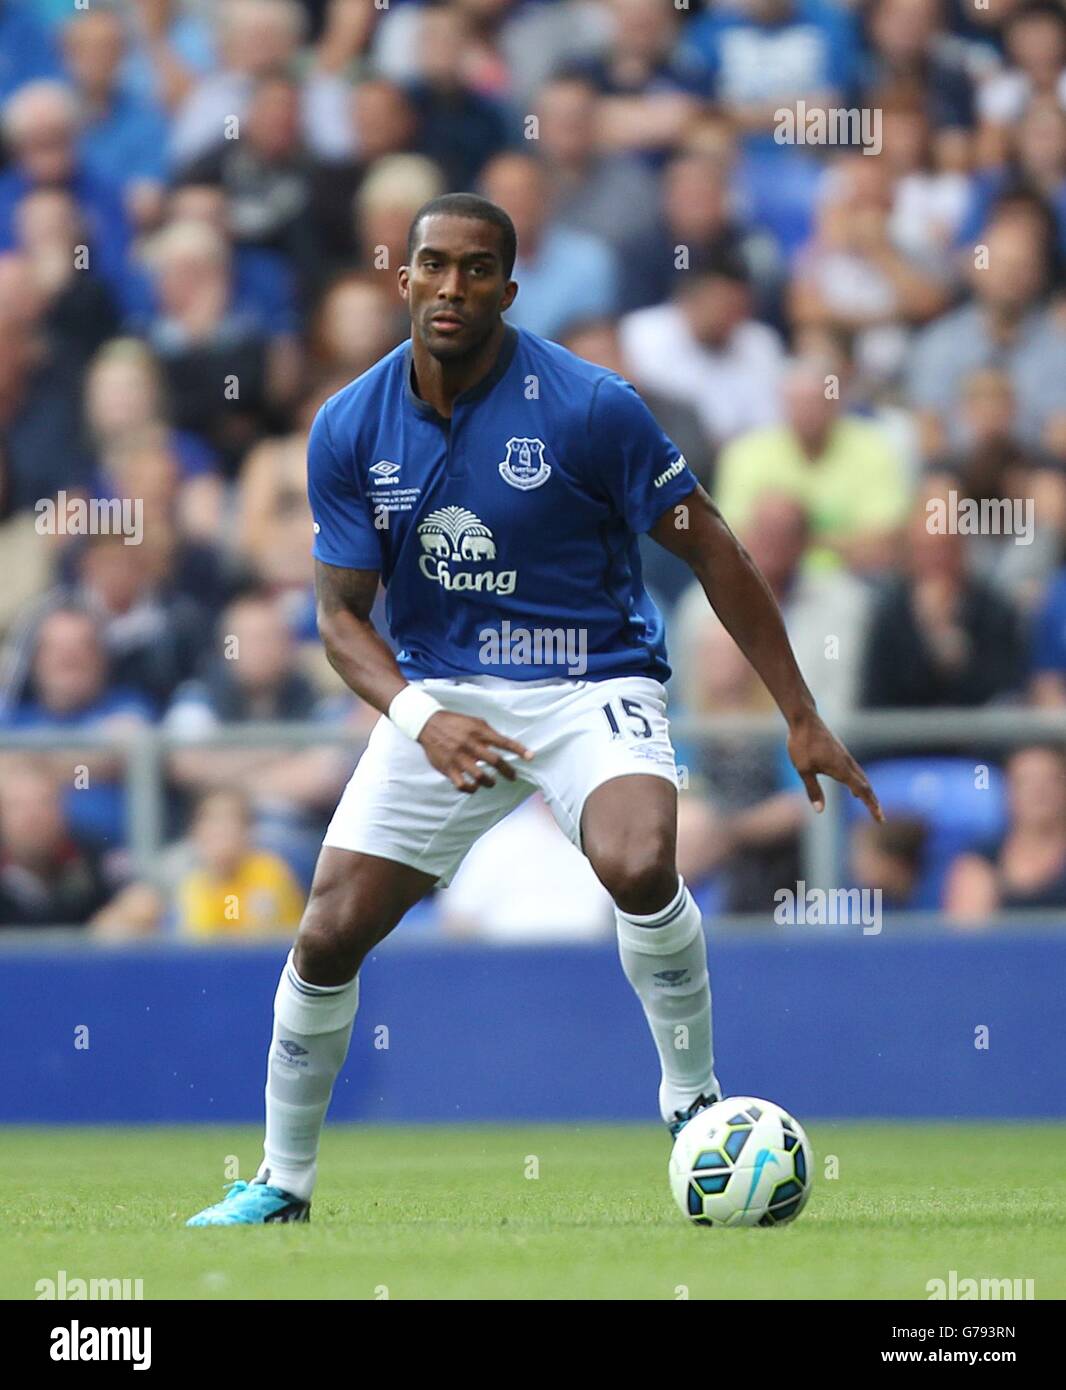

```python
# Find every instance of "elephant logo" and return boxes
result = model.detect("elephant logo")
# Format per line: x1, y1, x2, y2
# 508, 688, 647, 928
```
417, 506, 495, 562
460, 533, 496, 560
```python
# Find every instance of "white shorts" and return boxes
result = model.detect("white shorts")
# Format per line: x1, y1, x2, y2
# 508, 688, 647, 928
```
323, 674, 678, 886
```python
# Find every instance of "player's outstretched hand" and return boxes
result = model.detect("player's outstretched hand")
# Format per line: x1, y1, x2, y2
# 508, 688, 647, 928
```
787, 712, 884, 822
418, 711, 533, 794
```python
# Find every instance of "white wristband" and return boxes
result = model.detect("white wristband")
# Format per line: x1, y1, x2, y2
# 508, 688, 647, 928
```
388, 686, 443, 741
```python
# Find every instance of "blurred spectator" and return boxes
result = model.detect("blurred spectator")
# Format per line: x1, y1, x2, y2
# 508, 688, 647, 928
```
441, 794, 613, 941
85, 337, 221, 495
14, 190, 121, 370
140, 218, 292, 474
0, 607, 152, 849
371, 0, 609, 113
60, 6, 170, 228
404, 3, 510, 188
672, 608, 804, 917
165, 591, 359, 877
355, 152, 445, 277
715, 357, 908, 573
129, 181, 300, 336
0, 81, 132, 308
436, 0, 517, 101
119, 0, 216, 112
559, 0, 710, 165
179, 75, 319, 289
0, 252, 93, 514
307, 273, 404, 379
861, 0, 976, 138
0, 759, 117, 928
965, 97, 1066, 258
310, 77, 418, 266
39, 531, 210, 716
168, 0, 308, 167
791, 152, 952, 384
90, 425, 236, 611
1027, 567, 1066, 706
233, 424, 336, 689
859, 488, 1027, 709
883, 99, 973, 267
672, 493, 871, 723
0, 2, 61, 103
976, 1, 1066, 169
926, 367, 1066, 608
561, 314, 715, 608
536, 72, 662, 259
945, 745, 1066, 921
687, 0, 859, 141
482, 150, 619, 339
166, 591, 323, 734
851, 815, 928, 911
618, 146, 783, 319
619, 245, 784, 446
0, 449, 55, 638
175, 788, 304, 937
905, 212, 1066, 455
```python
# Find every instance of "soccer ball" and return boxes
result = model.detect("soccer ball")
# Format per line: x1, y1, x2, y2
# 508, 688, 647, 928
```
669, 1095, 812, 1228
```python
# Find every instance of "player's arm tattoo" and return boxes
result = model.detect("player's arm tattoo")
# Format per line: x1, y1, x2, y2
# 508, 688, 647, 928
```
313, 560, 405, 712
313, 561, 532, 787
314, 560, 379, 623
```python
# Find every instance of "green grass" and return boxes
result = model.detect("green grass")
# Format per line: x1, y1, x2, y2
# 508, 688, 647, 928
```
4, 1123, 1063, 1300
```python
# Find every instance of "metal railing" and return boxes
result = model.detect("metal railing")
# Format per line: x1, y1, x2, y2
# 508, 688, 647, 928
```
3, 705, 1065, 905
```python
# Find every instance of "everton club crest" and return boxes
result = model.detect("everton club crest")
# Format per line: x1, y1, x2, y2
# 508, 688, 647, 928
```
498, 436, 551, 491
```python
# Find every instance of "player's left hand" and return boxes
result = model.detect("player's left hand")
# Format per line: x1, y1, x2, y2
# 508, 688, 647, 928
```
787, 712, 884, 822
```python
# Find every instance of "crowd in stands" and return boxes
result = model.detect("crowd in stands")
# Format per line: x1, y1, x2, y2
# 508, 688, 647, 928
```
2, 0, 1066, 933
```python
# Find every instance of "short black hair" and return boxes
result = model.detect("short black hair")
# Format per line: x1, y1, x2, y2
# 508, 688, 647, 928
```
1008, 1, 1066, 34
679, 241, 752, 290
406, 193, 517, 278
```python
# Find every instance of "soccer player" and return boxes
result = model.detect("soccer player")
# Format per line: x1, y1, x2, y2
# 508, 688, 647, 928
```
187, 193, 882, 1225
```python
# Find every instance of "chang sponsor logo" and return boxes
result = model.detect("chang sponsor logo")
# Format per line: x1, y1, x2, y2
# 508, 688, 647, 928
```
416, 505, 517, 596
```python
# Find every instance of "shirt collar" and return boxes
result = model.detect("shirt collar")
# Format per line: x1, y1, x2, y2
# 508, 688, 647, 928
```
404, 322, 519, 422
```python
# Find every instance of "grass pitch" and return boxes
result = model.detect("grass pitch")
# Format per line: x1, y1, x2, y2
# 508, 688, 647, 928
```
4, 1123, 1063, 1300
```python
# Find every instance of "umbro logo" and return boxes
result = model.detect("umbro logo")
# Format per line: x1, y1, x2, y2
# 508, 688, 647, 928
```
653, 969, 690, 986
370, 459, 401, 484
279, 1040, 309, 1058
653, 455, 687, 489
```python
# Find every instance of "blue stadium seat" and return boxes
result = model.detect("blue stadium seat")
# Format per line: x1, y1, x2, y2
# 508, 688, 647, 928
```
845, 758, 1008, 910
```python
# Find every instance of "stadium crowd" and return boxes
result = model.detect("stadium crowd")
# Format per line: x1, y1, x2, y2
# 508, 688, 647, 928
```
1, 0, 1066, 933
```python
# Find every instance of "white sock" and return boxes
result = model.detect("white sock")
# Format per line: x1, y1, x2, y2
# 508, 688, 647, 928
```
255, 950, 359, 1202
615, 878, 720, 1123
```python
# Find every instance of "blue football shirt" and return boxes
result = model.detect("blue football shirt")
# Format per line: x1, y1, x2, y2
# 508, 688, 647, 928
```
307, 323, 699, 682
